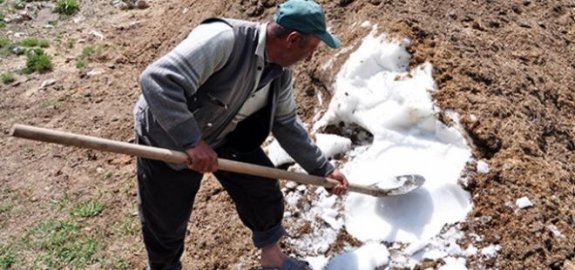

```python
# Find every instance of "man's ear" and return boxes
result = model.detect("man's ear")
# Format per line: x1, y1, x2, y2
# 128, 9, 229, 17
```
285, 31, 302, 48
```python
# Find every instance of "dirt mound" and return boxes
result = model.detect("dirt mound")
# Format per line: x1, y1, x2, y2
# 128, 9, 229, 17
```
0, 0, 573, 269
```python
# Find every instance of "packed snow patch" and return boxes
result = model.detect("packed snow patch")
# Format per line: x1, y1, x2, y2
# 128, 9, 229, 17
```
268, 27, 481, 269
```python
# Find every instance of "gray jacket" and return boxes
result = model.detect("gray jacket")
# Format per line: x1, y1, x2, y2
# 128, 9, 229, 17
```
134, 18, 334, 175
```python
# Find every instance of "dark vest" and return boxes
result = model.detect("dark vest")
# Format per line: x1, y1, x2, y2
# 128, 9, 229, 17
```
187, 18, 284, 145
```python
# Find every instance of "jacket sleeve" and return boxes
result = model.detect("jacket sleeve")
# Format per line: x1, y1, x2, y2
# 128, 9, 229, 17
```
138, 22, 234, 147
271, 71, 335, 176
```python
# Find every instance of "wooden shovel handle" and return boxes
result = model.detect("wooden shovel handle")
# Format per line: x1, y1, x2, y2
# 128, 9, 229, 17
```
10, 124, 386, 197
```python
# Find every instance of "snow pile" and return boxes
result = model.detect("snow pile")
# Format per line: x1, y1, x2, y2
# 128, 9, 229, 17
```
267, 26, 493, 269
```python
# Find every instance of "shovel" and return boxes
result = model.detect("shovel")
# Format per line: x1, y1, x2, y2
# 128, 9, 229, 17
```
10, 124, 425, 197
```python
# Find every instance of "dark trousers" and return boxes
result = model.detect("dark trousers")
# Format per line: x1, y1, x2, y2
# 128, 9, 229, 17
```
136, 144, 286, 270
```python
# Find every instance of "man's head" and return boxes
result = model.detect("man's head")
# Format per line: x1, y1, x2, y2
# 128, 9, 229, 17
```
266, 0, 339, 67
273, 0, 340, 49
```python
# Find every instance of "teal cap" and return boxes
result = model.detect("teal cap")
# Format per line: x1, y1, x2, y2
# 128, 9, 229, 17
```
273, 0, 341, 48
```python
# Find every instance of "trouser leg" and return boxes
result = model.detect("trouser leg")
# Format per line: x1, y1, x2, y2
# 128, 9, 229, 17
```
214, 147, 286, 248
137, 156, 202, 270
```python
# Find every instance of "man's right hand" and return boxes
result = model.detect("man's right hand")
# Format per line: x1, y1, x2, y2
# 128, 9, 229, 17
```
185, 141, 218, 173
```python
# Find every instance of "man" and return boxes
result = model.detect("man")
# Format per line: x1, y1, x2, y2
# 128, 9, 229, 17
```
133, 0, 348, 269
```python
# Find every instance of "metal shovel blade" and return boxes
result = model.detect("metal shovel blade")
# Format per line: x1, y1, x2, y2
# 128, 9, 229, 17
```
369, 174, 426, 196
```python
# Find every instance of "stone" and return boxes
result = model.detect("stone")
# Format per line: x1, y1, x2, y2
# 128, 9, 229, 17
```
135, 0, 149, 9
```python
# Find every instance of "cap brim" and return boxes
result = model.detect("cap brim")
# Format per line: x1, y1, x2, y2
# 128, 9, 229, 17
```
316, 31, 340, 49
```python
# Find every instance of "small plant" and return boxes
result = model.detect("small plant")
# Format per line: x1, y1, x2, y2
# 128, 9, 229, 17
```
0, 201, 13, 214
18, 37, 49, 48
70, 200, 104, 218
81, 46, 95, 58
115, 216, 139, 236
0, 36, 9, 48
113, 258, 130, 269
12, 0, 25, 10
0, 73, 15, 85
75, 59, 87, 69
0, 12, 5, 28
51, 193, 70, 210
23, 48, 53, 74
67, 39, 75, 49
55, 0, 79, 16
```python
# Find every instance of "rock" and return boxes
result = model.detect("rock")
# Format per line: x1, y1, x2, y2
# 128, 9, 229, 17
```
73, 15, 86, 24
39, 79, 57, 89
114, 0, 148, 9
135, 0, 149, 9
87, 69, 104, 77
117, 2, 131, 10
245, 5, 264, 17
4, 13, 33, 24
11, 46, 26, 55
91, 30, 105, 40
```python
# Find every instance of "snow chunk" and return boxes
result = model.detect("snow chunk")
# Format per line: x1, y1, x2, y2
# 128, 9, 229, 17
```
515, 196, 533, 208
481, 245, 501, 257
476, 160, 489, 174
325, 242, 390, 270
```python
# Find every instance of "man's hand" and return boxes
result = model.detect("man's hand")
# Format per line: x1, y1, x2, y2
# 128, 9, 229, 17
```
185, 141, 218, 173
326, 169, 348, 196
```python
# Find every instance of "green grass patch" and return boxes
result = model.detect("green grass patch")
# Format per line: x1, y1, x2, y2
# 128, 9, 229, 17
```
0, 73, 15, 85
112, 258, 130, 269
55, 0, 79, 16
115, 215, 140, 236
57, 238, 97, 265
23, 48, 53, 74
18, 37, 49, 48
70, 199, 105, 218
76, 45, 104, 69
24, 220, 98, 268
0, 246, 16, 270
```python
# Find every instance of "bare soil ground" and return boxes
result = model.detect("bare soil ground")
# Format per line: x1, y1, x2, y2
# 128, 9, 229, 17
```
1, 0, 574, 269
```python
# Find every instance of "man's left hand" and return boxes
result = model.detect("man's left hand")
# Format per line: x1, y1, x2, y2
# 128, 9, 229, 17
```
326, 169, 348, 196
